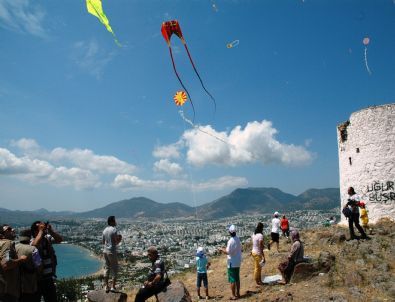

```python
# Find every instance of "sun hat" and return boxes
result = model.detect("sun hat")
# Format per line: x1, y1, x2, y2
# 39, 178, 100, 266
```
228, 224, 236, 233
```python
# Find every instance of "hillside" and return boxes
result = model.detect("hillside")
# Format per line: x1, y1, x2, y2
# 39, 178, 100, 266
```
127, 219, 395, 301
0, 188, 340, 223
197, 187, 297, 218
76, 197, 195, 219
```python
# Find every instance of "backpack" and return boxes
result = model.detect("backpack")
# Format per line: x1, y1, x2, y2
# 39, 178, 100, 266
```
342, 207, 352, 218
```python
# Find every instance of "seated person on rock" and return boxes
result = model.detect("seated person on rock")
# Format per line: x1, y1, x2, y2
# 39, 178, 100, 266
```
278, 229, 304, 284
135, 246, 167, 302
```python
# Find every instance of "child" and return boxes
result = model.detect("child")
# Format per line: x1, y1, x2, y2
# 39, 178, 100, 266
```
196, 247, 211, 300
359, 202, 370, 234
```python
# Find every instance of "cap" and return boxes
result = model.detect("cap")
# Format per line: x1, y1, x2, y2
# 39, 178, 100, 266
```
228, 224, 236, 233
196, 246, 205, 257
274, 211, 279, 216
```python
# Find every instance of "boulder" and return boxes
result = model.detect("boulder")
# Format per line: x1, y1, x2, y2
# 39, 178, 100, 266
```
156, 280, 192, 302
87, 289, 127, 302
291, 252, 335, 283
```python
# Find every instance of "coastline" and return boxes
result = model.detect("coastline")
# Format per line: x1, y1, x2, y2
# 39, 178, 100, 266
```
55, 243, 103, 279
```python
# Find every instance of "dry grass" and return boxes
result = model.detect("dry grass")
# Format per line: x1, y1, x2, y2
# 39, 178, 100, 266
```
126, 221, 395, 302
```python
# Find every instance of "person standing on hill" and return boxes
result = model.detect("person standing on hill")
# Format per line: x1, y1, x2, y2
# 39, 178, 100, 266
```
344, 187, 369, 240
0, 224, 28, 302
280, 215, 290, 239
15, 229, 42, 302
102, 215, 122, 293
359, 202, 371, 235
31, 221, 63, 302
195, 247, 211, 300
251, 222, 265, 286
268, 212, 280, 252
221, 224, 242, 300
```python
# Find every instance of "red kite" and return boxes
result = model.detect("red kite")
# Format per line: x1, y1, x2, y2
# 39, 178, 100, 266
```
161, 20, 216, 121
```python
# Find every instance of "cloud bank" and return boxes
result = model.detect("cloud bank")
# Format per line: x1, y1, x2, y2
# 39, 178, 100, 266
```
155, 120, 313, 167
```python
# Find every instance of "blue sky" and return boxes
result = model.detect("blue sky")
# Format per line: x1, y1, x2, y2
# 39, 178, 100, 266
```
1, 0, 394, 211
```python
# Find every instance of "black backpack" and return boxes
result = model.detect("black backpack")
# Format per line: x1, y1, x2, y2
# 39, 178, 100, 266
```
342, 207, 352, 218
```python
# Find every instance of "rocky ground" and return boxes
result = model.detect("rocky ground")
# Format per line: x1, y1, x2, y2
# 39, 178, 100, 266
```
126, 219, 395, 302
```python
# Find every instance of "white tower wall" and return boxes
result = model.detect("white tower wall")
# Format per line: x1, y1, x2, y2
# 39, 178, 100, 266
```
337, 103, 395, 224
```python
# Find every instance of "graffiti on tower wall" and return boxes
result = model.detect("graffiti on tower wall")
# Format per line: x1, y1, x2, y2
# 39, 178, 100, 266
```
366, 181, 395, 204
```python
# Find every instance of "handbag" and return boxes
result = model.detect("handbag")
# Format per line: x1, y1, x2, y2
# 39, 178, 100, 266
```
342, 207, 352, 218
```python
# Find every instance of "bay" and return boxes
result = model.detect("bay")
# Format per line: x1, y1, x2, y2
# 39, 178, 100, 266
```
53, 244, 102, 279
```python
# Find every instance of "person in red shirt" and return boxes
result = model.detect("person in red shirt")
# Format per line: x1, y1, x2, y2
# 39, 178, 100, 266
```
280, 215, 290, 239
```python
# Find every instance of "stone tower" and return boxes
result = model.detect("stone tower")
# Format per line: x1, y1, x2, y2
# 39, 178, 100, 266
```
337, 103, 395, 224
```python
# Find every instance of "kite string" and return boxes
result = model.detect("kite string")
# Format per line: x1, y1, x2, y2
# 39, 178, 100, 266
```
364, 47, 372, 75
169, 46, 196, 122
183, 43, 217, 113
178, 110, 228, 144
178, 111, 199, 219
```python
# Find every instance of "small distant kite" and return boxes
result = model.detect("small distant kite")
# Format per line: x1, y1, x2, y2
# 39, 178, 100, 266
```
161, 20, 216, 122
173, 91, 188, 106
211, 0, 219, 12
86, 0, 121, 46
362, 37, 371, 75
226, 40, 239, 49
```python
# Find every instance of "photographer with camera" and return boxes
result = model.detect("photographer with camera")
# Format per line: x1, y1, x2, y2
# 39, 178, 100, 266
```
344, 187, 369, 240
31, 221, 63, 302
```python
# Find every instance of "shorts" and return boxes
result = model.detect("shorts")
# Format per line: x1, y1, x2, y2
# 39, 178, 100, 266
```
103, 253, 118, 278
271, 232, 279, 242
227, 267, 240, 283
196, 272, 208, 288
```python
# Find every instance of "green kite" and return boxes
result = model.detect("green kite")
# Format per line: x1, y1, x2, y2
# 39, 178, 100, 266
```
86, 0, 121, 46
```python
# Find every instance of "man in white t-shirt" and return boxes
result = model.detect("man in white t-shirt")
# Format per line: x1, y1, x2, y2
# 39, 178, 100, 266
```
221, 225, 242, 300
268, 212, 280, 252
102, 216, 122, 292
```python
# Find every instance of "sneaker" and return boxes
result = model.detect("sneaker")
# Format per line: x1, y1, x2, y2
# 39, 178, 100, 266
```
105, 287, 110, 293
110, 287, 116, 293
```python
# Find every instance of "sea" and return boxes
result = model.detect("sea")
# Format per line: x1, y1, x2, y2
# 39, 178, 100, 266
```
53, 244, 102, 279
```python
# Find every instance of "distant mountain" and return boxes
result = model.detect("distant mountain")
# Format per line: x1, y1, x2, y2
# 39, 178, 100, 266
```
0, 208, 74, 226
0, 188, 340, 223
196, 187, 297, 219
76, 197, 195, 219
295, 188, 340, 210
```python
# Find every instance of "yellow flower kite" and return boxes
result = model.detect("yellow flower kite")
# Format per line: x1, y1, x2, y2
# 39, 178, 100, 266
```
86, 0, 121, 46
173, 91, 188, 106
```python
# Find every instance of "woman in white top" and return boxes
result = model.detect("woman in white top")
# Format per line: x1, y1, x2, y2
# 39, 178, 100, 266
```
251, 222, 266, 286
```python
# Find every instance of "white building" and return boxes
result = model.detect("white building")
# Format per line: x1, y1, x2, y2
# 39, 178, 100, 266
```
337, 103, 395, 224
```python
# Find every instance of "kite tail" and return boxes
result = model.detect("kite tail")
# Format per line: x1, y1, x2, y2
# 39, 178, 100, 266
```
183, 43, 217, 114
364, 47, 372, 75
169, 46, 196, 122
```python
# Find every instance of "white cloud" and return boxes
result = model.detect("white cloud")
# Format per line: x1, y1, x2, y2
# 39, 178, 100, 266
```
153, 159, 183, 177
71, 39, 116, 79
49, 148, 136, 174
152, 143, 182, 159
10, 138, 136, 175
179, 120, 313, 167
0, 148, 100, 189
0, 0, 47, 37
11, 138, 40, 153
112, 174, 247, 192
